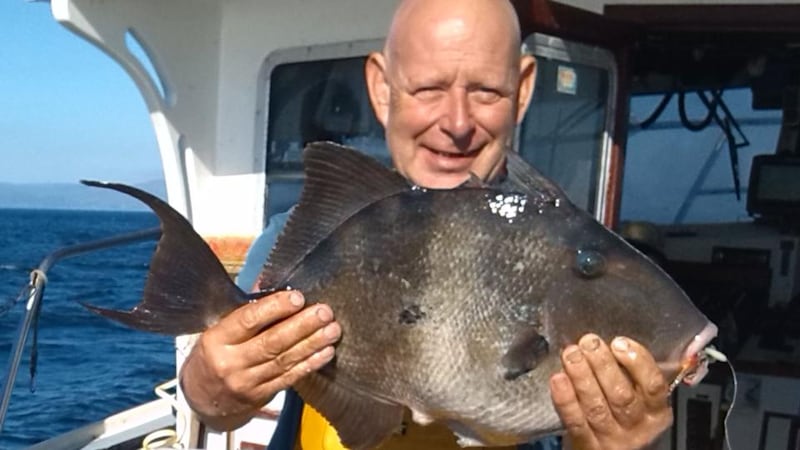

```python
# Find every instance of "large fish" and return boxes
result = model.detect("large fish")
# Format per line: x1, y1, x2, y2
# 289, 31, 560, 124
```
82, 142, 718, 449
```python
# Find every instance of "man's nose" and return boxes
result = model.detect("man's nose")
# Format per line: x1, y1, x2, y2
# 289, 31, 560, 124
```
439, 89, 475, 146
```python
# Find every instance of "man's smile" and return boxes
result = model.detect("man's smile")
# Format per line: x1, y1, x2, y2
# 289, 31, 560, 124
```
422, 145, 481, 172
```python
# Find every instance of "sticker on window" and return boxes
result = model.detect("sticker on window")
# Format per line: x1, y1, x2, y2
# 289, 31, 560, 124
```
557, 65, 577, 95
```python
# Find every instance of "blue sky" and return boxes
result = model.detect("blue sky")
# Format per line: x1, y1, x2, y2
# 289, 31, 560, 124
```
1, 1, 161, 184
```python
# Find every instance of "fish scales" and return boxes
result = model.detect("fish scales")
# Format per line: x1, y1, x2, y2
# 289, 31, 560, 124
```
81, 141, 718, 449
282, 188, 563, 442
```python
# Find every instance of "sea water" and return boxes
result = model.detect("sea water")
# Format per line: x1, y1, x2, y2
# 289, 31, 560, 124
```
0, 208, 174, 448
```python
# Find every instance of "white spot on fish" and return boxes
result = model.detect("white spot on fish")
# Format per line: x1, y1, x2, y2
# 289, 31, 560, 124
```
488, 193, 527, 222
513, 303, 539, 322
513, 261, 525, 273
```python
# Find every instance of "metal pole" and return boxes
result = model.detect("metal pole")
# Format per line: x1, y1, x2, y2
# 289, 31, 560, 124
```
0, 227, 161, 432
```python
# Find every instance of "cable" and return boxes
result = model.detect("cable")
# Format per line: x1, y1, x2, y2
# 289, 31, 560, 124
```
679, 90, 718, 131
633, 93, 673, 129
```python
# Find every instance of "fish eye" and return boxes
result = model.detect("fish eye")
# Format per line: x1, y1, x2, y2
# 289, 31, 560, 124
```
575, 249, 606, 278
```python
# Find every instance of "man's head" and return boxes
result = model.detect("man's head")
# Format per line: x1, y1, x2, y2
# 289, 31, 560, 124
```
366, 0, 536, 189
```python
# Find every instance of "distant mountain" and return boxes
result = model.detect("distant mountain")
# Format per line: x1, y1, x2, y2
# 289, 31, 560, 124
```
0, 179, 167, 211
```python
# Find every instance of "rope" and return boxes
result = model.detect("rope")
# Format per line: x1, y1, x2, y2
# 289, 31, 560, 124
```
138, 378, 185, 450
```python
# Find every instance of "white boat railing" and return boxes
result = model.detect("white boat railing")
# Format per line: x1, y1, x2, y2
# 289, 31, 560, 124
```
28, 394, 176, 450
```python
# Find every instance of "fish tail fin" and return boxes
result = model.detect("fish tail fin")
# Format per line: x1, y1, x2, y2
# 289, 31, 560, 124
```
80, 180, 247, 335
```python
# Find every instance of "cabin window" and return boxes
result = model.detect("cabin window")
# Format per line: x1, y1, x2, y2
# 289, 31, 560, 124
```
265, 56, 388, 218
620, 88, 782, 225
518, 34, 617, 218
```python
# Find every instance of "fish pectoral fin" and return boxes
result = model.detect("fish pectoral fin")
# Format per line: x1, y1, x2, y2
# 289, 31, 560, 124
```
295, 372, 404, 450
501, 327, 550, 380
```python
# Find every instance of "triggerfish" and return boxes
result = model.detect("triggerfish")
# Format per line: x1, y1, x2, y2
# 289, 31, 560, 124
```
81, 142, 718, 448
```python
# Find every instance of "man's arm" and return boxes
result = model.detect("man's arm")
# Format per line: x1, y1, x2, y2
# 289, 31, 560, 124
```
551, 334, 672, 450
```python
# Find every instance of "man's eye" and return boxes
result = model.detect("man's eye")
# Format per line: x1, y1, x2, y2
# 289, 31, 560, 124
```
413, 87, 443, 101
471, 88, 502, 104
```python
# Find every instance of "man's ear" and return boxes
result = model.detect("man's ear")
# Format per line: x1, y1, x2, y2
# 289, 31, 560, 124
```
515, 54, 537, 124
365, 52, 391, 127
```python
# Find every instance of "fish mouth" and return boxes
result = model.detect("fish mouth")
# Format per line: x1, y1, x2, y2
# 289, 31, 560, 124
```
667, 322, 719, 393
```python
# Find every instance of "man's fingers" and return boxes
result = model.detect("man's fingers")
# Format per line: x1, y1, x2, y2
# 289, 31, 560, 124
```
578, 334, 643, 428
609, 336, 670, 411
248, 319, 340, 402
242, 303, 338, 364
252, 344, 337, 399
210, 290, 306, 344
560, 344, 618, 435
181, 291, 340, 418
252, 312, 341, 378
550, 372, 597, 450
552, 336, 674, 449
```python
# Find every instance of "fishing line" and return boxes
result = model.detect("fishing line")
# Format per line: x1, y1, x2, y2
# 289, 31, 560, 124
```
702, 346, 737, 450
0, 281, 34, 318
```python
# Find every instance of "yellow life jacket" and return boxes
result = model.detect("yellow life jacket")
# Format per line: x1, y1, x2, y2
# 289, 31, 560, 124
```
297, 404, 517, 450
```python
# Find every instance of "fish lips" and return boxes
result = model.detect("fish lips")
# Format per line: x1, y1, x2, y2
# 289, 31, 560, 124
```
670, 322, 719, 390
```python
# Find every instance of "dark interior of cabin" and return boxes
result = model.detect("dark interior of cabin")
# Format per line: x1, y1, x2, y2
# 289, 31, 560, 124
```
515, 2, 800, 447
607, 3, 800, 354
607, 4, 800, 449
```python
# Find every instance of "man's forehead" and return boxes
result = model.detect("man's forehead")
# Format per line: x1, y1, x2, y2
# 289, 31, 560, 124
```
430, 16, 469, 42
386, 0, 521, 55
392, 45, 518, 85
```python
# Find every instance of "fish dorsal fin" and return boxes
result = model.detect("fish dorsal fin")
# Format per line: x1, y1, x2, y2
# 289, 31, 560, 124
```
458, 172, 489, 188
503, 151, 570, 207
295, 371, 405, 449
260, 141, 409, 288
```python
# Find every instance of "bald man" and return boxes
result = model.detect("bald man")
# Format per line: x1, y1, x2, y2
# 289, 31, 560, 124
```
179, 1, 673, 449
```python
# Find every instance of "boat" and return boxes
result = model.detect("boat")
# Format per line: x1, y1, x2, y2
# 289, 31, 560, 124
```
3, 0, 800, 448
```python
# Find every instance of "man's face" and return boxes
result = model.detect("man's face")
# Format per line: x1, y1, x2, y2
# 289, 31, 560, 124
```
367, 9, 535, 189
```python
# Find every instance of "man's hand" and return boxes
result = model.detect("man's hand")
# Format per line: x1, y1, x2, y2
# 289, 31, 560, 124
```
550, 334, 672, 450
179, 290, 341, 430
